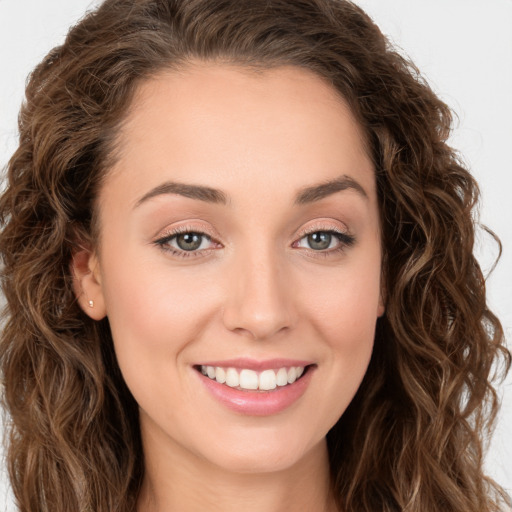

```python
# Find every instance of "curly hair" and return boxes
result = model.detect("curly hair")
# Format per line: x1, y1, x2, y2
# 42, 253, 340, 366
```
0, 0, 510, 511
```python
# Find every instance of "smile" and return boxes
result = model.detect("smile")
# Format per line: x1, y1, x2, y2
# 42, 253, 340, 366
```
199, 365, 305, 391
194, 361, 315, 416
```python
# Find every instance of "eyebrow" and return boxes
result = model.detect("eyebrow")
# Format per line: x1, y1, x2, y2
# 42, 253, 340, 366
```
294, 175, 368, 204
134, 174, 368, 208
135, 181, 228, 207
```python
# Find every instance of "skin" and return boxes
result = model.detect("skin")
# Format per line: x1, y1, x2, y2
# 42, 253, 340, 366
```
73, 63, 384, 512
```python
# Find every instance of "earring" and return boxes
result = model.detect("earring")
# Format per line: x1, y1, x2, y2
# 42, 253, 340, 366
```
88, 300, 94, 308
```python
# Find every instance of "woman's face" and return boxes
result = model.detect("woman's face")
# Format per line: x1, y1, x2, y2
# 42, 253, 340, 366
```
80, 63, 384, 473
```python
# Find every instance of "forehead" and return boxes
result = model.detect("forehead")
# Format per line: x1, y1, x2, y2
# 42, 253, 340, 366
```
102, 63, 376, 213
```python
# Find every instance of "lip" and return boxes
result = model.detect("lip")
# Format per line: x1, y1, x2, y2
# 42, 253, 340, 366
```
194, 357, 314, 371
194, 361, 316, 416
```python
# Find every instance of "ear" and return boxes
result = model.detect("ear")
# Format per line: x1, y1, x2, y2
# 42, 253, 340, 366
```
377, 267, 386, 318
71, 247, 107, 320
377, 291, 386, 318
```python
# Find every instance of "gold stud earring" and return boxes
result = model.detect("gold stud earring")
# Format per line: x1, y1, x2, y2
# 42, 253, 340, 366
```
88, 300, 94, 308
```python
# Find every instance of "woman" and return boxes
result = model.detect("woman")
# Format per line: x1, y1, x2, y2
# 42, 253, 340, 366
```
0, 0, 510, 511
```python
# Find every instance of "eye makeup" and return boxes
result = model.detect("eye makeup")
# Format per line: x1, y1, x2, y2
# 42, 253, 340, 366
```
153, 222, 356, 260
153, 225, 220, 259
292, 224, 355, 258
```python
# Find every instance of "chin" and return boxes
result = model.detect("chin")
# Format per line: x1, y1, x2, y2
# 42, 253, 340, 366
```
208, 449, 304, 475
195, 428, 326, 475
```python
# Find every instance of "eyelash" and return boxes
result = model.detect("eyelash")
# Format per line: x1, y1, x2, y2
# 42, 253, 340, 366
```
154, 225, 356, 259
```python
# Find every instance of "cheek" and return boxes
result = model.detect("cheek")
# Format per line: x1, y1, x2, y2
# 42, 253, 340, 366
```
102, 242, 214, 324
98, 252, 215, 383
316, 286, 377, 381
325, 284, 379, 347
305, 256, 382, 346
98, 260, 221, 433
301, 252, 381, 390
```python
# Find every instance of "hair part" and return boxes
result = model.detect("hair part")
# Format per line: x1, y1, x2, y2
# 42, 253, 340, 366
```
0, 1, 510, 511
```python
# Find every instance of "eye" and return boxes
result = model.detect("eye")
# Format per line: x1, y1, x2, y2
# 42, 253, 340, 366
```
294, 229, 355, 253
173, 232, 209, 251
301, 232, 335, 251
154, 226, 355, 259
154, 228, 218, 258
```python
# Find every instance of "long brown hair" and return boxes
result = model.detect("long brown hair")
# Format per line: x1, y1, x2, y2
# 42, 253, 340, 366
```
1, 1, 510, 511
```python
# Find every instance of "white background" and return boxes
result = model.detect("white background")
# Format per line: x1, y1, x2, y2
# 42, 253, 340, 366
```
0, 0, 511, 509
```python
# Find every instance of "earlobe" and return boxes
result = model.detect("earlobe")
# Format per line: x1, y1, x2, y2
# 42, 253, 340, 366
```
377, 296, 386, 317
377, 262, 387, 317
71, 248, 107, 320
377, 278, 386, 318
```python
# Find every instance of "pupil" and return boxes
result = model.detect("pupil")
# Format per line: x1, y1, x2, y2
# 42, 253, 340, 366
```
177, 233, 202, 251
308, 232, 331, 250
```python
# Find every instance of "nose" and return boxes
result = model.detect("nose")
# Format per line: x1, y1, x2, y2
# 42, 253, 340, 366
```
222, 249, 297, 341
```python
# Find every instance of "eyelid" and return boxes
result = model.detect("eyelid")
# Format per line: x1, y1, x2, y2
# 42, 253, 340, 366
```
292, 221, 356, 255
151, 215, 223, 241
155, 223, 218, 241
153, 223, 222, 258
294, 220, 351, 240
152, 219, 355, 259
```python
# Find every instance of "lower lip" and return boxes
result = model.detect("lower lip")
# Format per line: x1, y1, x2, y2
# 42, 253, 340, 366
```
195, 366, 315, 416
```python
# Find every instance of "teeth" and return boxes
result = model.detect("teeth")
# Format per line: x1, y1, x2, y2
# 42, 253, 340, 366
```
215, 366, 226, 384
276, 367, 288, 386
239, 369, 259, 390
200, 365, 307, 391
225, 368, 239, 388
259, 369, 277, 390
287, 367, 297, 384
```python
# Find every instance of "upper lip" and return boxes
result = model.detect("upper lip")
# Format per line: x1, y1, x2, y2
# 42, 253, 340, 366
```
194, 357, 315, 371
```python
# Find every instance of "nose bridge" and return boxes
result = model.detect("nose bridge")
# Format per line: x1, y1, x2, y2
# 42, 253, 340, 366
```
222, 241, 295, 340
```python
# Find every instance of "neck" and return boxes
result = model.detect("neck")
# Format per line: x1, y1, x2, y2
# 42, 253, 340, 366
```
137, 420, 338, 512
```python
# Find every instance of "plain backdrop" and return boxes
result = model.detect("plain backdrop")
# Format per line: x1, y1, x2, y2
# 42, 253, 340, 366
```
0, 0, 511, 509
